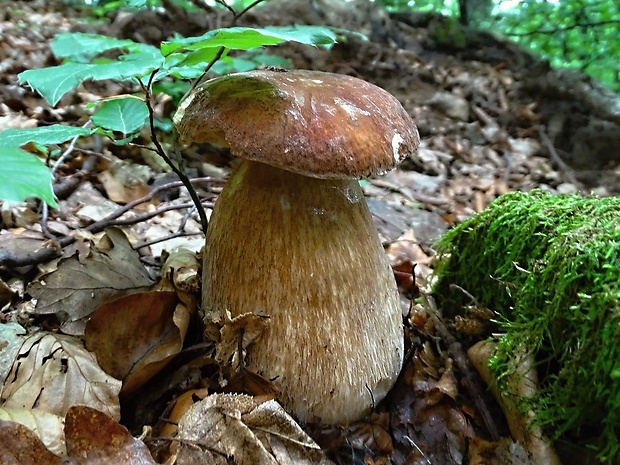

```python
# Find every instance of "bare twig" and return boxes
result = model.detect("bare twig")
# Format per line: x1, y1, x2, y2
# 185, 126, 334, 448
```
0, 178, 220, 268
84, 177, 220, 234
141, 73, 211, 235
41, 121, 92, 241
507, 19, 620, 37
100, 201, 213, 228
0, 242, 64, 269
537, 126, 583, 188
133, 231, 203, 250
236, 0, 266, 19
190, 0, 267, 90
421, 292, 500, 441
145, 0, 266, 237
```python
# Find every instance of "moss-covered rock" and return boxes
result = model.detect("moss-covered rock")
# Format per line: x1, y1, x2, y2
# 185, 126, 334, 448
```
433, 189, 620, 463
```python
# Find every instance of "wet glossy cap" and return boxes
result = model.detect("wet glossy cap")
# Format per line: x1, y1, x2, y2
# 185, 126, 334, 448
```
174, 69, 419, 179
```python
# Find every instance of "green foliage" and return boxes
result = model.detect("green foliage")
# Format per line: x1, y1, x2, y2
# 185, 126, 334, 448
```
91, 97, 149, 136
0, 148, 58, 208
376, 0, 620, 93
0, 126, 96, 147
1, 21, 337, 207
433, 190, 620, 464
492, 0, 620, 93
380, 0, 457, 15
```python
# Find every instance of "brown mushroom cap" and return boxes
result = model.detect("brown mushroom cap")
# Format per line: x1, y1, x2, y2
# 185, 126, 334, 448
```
174, 69, 419, 179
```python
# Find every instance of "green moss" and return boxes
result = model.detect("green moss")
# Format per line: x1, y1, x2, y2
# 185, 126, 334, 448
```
433, 189, 620, 463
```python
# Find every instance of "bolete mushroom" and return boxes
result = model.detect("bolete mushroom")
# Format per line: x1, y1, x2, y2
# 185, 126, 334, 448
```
174, 69, 419, 424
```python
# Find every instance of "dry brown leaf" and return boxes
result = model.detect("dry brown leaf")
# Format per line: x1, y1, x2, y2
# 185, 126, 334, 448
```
215, 311, 270, 365
0, 332, 121, 420
390, 345, 474, 465
468, 341, 560, 465
142, 210, 204, 258
0, 230, 52, 268
84, 291, 187, 395
386, 228, 433, 293
98, 169, 151, 206
1, 203, 41, 228
176, 393, 332, 465
0, 406, 157, 465
159, 248, 201, 294
0, 419, 63, 465
159, 388, 210, 439
67, 182, 126, 224
64, 405, 157, 465
468, 435, 538, 465
0, 277, 15, 308
157, 248, 201, 312
0, 407, 65, 456
347, 412, 394, 455
28, 227, 154, 335
0, 322, 26, 385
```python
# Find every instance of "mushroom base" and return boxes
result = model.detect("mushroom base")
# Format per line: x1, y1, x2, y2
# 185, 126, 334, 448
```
203, 159, 404, 424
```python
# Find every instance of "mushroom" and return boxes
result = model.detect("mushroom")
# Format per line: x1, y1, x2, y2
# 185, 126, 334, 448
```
174, 69, 419, 424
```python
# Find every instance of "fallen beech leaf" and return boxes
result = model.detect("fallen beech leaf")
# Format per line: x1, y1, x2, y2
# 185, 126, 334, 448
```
65, 405, 157, 465
389, 346, 474, 465
0, 407, 66, 456
0, 230, 54, 268
84, 291, 188, 394
1, 332, 121, 420
1, 202, 41, 228
0, 277, 15, 308
159, 388, 210, 439
98, 167, 151, 206
468, 341, 560, 465
0, 322, 26, 385
468, 435, 537, 465
28, 228, 154, 335
347, 412, 393, 455
385, 228, 433, 293
0, 419, 62, 465
176, 393, 332, 465
215, 311, 270, 365
158, 248, 201, 312
160, 248, 201, 295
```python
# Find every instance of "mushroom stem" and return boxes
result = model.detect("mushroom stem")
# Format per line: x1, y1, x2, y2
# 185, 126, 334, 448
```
204, 159, 404, 424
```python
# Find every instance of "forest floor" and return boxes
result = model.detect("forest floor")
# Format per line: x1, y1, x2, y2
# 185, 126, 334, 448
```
0, 0, 619, 464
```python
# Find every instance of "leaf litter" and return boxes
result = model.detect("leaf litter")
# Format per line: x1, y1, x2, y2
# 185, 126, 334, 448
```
1, 0, 620, 464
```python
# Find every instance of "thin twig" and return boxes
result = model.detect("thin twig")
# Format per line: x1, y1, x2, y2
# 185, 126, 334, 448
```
42, 121, 92, 240
190, 0, 267, 90
84, 177, 220, 233
507, 19, 620, 37
178, 205, 197, 232
537, 126, 583, 188
100, 201, 213, 228
133, 231, 202, 250
236, 0, 267, 20
0, 179, 220, 268
141, 73, 210, 235
214, 0, 235, 16
421, 292, 500, 441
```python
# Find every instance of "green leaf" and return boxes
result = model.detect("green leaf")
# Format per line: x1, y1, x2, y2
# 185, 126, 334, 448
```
91, 97, 149, 135
0, 147, 57, 207
161, 25, 337, 56
166, 47, 221, 68
20, 63, 92, 106
0, 125, 95, 147
126, 0, 148, 7
19, 49, 163, 106
51, 33, 138, 62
